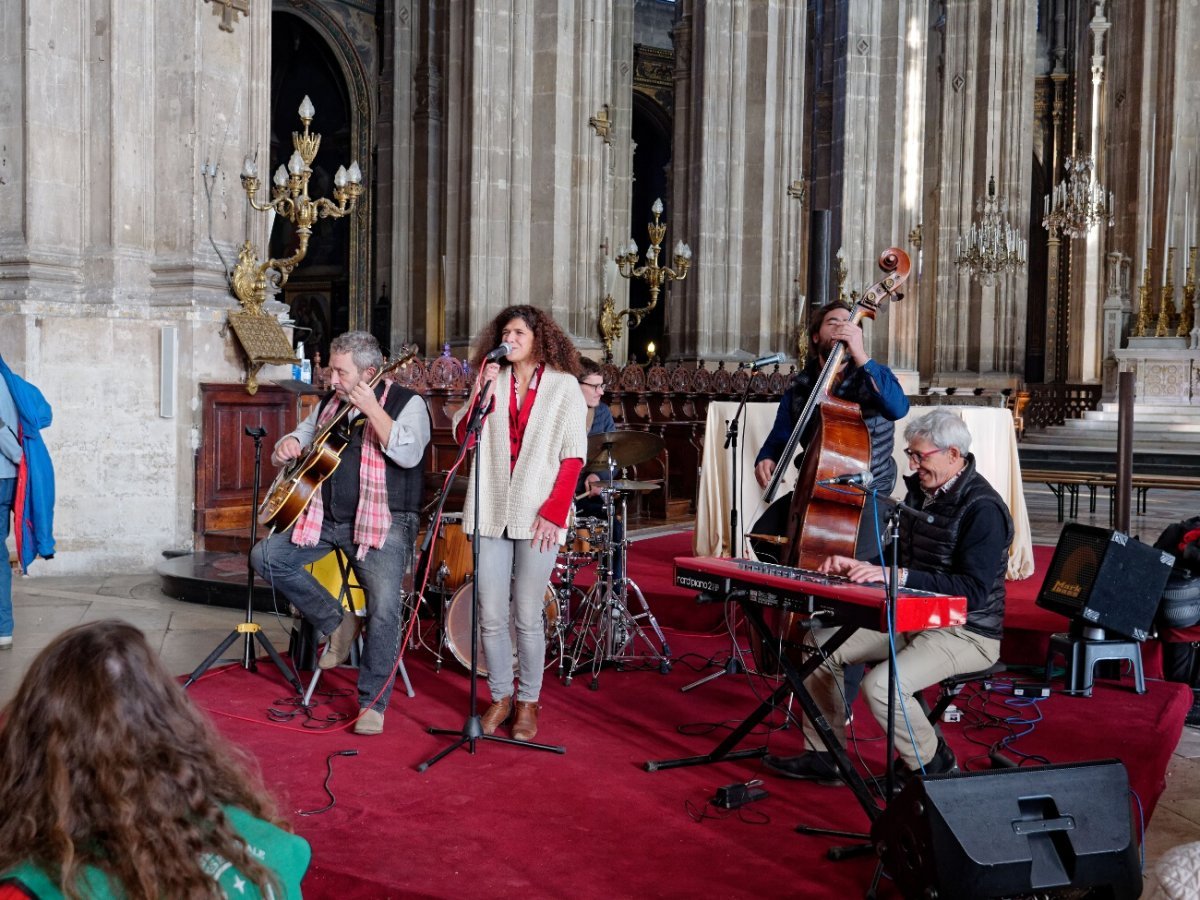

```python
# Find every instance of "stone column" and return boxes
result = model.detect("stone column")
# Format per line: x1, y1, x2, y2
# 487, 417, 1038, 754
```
435, 1, 615, 347
0, 0, 266, 572
669, 0, 807, 362
932, 0, 1034, 384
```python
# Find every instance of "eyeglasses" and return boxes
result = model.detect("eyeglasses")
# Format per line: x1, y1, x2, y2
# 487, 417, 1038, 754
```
580, 381, 606, 390
903, 446, 950, 463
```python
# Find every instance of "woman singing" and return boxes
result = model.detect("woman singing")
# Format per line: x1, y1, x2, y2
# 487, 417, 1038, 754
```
453, 305, 586, 741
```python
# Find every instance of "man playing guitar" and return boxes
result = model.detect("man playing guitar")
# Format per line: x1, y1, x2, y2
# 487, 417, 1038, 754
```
251, 331, 431, 736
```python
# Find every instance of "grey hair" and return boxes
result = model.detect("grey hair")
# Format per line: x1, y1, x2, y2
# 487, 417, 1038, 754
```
329, 331, 383, 374
903, 408, 972, 456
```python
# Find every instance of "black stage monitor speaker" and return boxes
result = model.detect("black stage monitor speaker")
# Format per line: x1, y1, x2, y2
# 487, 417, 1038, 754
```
1036, 523, 1174, 641
871, 759, 1141, 900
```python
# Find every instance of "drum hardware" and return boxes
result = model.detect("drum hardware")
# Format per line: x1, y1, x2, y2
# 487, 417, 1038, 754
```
561, 446, 671, 690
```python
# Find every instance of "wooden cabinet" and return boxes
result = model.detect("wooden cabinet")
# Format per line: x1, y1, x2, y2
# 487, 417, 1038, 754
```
195, 383, 319, 552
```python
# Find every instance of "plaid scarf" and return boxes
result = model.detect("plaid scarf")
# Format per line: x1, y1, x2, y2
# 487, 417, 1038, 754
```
291, 382, 393, 559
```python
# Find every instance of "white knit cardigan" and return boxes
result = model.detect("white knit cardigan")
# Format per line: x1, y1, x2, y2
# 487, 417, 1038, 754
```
452, 367, 587, 542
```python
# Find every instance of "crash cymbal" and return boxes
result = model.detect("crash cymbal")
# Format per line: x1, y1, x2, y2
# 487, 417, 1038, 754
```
583, 430, 664, 471
604, 479, 661, 492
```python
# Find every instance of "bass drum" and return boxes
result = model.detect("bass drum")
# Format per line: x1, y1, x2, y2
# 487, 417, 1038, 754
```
444, 580, 560, 678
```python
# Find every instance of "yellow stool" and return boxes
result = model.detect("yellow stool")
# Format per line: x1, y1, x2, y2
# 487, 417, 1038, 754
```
300, 550, 414, 706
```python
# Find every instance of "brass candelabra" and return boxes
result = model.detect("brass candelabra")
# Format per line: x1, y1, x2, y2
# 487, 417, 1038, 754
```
1179, 248, 1197, 339
1133, 248, 1155, 337
598, 198, 692, 361
228, 95, 365, 392
1155, 247, 1177, 337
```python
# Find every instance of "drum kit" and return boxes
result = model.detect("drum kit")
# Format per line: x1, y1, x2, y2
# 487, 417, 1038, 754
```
421, 429, 671, 687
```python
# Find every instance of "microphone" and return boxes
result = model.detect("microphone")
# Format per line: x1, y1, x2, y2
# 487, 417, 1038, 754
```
484, 342, 513, 362
748, 352, 787, 370
818, 471, 874, 488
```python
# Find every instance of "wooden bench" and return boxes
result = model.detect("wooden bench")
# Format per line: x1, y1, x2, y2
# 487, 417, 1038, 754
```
1023, 468, 1200, 523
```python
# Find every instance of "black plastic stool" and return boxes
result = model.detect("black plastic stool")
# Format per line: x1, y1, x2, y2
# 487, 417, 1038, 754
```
1044, 632, 1145, 698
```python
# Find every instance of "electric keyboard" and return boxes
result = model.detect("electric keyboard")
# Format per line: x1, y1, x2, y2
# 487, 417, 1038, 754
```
674, 556, 967, 633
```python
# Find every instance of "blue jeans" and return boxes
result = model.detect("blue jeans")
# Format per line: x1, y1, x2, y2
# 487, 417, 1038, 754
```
0, 478, 14, 636
250, 512, 417, 713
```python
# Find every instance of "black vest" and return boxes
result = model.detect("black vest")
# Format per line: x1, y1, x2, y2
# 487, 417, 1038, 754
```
320, 384, 427, 522
789, 362, 899, 494
899, 457, 1013, 640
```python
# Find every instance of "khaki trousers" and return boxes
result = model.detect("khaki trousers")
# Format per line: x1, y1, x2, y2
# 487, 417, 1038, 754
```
800, 625, 999, 769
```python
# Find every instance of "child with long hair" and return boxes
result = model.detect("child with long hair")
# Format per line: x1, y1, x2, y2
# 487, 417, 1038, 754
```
0, 620, 310, 899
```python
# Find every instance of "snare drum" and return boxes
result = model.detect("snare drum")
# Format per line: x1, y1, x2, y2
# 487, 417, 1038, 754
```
444, 580, 560, 677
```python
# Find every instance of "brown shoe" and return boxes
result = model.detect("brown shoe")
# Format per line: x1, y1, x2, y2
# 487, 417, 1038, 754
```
354, 708, 384, 736
480, 696, 513, 735
318, 613, 361, 670
512, 700, 539, 742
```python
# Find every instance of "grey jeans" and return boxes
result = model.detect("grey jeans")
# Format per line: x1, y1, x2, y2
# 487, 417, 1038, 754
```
474, 533, 558, 702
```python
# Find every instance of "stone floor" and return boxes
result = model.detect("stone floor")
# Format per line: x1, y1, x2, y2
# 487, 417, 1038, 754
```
2, 482, 1199, 890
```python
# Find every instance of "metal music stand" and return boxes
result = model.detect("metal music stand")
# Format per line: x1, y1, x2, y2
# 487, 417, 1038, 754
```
419, 378, 565, 771
184, 426, 302, 693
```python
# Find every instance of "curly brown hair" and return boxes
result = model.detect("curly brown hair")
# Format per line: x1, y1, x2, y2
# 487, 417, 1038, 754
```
0, 620, 286, 899
469, 304, 582, 376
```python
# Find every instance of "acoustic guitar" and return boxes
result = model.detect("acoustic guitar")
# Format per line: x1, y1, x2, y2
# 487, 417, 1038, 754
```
257, 347, 418, 532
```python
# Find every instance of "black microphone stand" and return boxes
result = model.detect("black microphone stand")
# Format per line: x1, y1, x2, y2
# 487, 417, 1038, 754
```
681, 368, 757, 692
185, 426, 301, 692
794, 487, 934, 895
419, 376, 565, 771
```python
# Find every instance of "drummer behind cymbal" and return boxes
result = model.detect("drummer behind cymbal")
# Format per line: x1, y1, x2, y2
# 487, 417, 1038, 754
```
578, 357, 615, 496
575, 356, 624, 579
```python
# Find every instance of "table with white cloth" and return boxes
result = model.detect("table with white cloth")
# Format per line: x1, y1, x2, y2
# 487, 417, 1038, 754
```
694, 401, 1034, 580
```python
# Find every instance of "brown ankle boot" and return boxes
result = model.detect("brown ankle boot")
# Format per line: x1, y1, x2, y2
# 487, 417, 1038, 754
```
511, 700, 539, 741
481, 696, 513, 735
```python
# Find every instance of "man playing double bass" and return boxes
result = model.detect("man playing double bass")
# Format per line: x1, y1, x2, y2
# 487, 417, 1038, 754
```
754, 300, 910, 556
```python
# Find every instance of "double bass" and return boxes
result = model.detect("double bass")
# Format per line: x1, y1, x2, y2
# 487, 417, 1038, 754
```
762, 247, 912, 570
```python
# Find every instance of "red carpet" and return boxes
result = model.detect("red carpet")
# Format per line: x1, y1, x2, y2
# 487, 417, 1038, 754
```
184, 532, 1190, 899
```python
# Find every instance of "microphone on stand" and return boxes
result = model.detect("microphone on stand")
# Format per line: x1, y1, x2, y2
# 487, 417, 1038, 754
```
817, 471, 874, 488
484, 342, 514, 362
747, 352, 787, 370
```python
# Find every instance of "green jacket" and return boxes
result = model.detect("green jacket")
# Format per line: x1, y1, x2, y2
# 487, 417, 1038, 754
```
0, 807, 310, 899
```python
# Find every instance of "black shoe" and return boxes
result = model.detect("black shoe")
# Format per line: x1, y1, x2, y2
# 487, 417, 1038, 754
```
1185, 702, 1200, 728
895, 738, 958, 781
762, 751, 841, 785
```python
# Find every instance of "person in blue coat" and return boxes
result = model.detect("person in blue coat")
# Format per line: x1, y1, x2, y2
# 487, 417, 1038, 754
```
0, 372, 21, 649
0, 354, 55, 594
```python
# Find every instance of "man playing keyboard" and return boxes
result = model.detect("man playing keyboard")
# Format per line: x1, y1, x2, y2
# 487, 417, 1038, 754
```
763, 409, 1013, 782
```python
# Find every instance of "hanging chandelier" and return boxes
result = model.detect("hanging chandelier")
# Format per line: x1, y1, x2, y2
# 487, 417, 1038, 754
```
1042, 155, 1114, 239
955, 175, 1028, 286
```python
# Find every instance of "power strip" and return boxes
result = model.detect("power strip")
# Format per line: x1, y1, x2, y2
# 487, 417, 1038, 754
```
1012, 682, 1051, 698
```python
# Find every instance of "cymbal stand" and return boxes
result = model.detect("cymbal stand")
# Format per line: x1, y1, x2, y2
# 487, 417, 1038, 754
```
562, 483, 671, 690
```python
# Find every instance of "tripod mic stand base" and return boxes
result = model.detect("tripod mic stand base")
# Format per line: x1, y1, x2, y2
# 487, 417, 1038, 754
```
417, 714, 566, 771
183, 621, 301, 694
